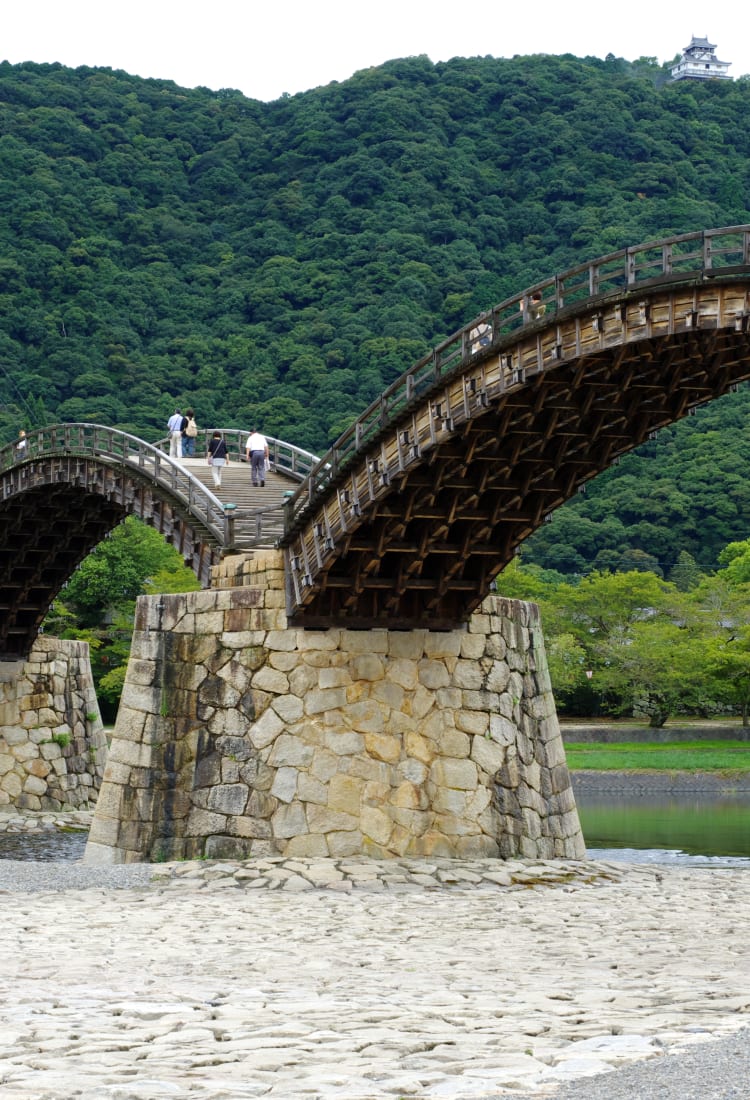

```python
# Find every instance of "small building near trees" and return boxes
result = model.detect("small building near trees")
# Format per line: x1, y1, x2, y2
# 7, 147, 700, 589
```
670, 36, 732, 81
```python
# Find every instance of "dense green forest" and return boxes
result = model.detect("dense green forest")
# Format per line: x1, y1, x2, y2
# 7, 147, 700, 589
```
2, 53, 750, 576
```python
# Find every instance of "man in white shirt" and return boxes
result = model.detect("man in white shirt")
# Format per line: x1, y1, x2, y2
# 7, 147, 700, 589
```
245, 428, 269, 487
167, 410, 185, 458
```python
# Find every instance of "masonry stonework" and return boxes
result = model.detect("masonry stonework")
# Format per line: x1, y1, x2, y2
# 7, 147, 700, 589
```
0, 637, 107, 811
85, 552, 586, 864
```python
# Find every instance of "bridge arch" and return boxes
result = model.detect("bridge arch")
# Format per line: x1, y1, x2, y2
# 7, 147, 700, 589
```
0, 425, 313, 659
283, 226, 750, 629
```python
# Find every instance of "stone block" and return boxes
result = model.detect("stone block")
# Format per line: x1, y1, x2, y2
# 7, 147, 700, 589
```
304, 687, 347, 715
340, 630, 388, 654
249, 707, 285, 749
229, 815, 273, 839
297, 773, 328, 805
284, 834, 329, 858
185, 808, 228, 836
451, 661, 485, 689
383, 657, 418, 691
392, 780, 427, 810
345, 756, 391, 783
269, 651, 299, 672
455, 709, 489, 736
326, 829, 364, 857
252, 666, 290, 694
431, 757, 478, 790
363, 730, 402, 765
459, 634, 486, 660
438, 728, 471, 758
295, 630, 340, 651
267, 735, 314, 769
402, 685, 431, 721
271, 801, 308, 838
418, 659, 451, 689
207, 784, 249, 815
307, 804, 359, 833
345, 655, 380, 682
245, 789, 276, 817
403, 730, 434, 766
396, 758, 429, 785
433, 787, 469, 815
271, 766, 298, 803
324, 730, 365, 756
470, 736, 505, 776
372, 681, 405, 710
360, 804, 393, 846
22, 774, 47, 796
328, 773, 364, 815
489, 713, 518, 746
347, 699, 385, 735
386, 631, 425, 659
309, 747, 341, 782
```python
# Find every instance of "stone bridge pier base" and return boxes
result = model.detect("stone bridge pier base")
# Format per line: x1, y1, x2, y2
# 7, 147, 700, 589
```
85, 552, 586, 864
0, 637, 107, 811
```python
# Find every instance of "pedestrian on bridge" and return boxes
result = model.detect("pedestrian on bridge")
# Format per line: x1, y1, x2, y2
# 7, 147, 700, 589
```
245, 428, 269, 487
167, 410, 185, 459
207, 432, 229, 488
182, 408, 198, 457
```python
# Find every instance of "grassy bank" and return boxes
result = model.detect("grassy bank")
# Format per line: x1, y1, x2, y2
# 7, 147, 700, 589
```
564, 740, 750, 773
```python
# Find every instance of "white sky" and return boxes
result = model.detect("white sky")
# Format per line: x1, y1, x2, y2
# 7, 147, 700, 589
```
3, 0, 747, 102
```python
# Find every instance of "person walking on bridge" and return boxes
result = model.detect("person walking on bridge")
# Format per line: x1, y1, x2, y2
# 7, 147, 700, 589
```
167, 409, 185, 459
207, 431, 229, 488
245, 428, 269, 487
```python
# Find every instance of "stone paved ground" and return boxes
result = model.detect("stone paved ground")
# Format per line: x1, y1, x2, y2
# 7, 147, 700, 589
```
0, 815, 748, 1098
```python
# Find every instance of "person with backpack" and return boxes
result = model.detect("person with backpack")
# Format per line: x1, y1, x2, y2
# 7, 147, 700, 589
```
182, 408, 198, 456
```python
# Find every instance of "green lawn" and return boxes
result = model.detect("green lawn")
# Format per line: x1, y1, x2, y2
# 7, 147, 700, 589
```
564, 740, 750, 773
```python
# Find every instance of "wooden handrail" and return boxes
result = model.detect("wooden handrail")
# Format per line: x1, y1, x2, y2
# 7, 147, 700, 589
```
284, 225, 750, 530
2, 423, 231, 545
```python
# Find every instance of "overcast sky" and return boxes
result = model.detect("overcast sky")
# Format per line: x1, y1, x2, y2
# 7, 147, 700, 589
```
4, 0, 747, 102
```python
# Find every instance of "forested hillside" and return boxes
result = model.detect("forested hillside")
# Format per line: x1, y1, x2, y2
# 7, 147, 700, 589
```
2, 53, 750, 574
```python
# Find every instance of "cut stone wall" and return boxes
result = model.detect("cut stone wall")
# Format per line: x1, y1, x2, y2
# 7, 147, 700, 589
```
0, 637, 107, 811
86, 552, 585, 864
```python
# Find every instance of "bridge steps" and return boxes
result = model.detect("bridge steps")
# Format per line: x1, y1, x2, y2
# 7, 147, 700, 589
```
180, 459, 293, 549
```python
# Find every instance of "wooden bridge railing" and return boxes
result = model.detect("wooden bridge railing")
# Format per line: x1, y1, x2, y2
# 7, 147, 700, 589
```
282, 225, 750, 536
1, 423, 233, 547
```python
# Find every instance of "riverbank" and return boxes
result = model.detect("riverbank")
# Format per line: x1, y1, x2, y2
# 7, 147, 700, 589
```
561, 720, 750, 743
572, 770, 750, 793
0, 832, 748, 1098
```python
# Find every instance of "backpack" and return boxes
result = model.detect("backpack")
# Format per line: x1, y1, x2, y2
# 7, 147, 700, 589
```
185, 418, 198, 438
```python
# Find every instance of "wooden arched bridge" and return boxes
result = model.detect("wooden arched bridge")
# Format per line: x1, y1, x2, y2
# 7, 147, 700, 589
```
3, 225, 750, 654
282, 225, 750, 628
0, 427, 315, 659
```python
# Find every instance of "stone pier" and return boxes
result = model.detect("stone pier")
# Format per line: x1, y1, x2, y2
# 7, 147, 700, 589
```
0, 637, 107, 811
85, 552, 585, 864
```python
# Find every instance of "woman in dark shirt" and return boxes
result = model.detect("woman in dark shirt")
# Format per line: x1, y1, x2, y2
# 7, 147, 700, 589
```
207, 432, 228, 487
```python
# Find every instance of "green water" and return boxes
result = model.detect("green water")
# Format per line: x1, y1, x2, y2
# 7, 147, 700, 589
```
577, 792, 750, 858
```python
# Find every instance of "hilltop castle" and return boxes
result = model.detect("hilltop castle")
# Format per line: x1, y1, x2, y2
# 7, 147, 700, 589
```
670, 36, 732, 81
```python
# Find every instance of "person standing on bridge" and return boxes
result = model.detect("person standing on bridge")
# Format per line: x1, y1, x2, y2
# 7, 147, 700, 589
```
245, 428, 269, 488
182, 408, 198, 457
167, 409, 185, 459
15, 429, 27, 458
207, 431, 229, 488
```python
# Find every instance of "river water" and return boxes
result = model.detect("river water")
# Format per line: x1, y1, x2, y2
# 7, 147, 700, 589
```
1, 792, 749, 866
577, 789, 750, 867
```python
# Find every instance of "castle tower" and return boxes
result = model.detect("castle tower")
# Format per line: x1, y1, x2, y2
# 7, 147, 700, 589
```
670, 36, 732, 81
